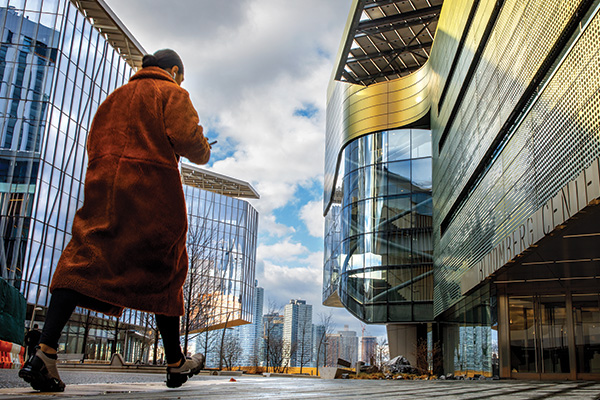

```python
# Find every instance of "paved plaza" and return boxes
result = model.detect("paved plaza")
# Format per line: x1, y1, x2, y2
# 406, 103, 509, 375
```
1, 370, 600, 399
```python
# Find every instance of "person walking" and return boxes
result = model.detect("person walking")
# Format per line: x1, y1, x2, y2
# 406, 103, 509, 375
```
24, 324, 42, 360
19, 49, 211, 392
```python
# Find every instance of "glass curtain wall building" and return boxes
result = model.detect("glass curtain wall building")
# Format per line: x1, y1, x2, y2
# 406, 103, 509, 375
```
337, 129, 433, 324
323, 0, 439, 367
0, 0, 260, 363
180, 164, 259, 367
181, 165, 259, 335
327, 0, 600, 380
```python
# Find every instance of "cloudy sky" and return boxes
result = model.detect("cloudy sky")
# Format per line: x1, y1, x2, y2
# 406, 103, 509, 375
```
103, 0, 386, 338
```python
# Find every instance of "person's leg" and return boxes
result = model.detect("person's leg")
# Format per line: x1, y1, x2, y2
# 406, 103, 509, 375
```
154, 314, 184, 365
39, 288, 119, 353
155, 314, 204, 388
38, 289, 79, 354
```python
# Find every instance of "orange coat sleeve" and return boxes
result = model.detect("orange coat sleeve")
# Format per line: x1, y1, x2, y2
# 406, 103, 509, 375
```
162, 85, 211, 165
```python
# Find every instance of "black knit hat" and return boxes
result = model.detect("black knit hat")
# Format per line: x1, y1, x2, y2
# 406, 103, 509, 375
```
142, 49, 184, 75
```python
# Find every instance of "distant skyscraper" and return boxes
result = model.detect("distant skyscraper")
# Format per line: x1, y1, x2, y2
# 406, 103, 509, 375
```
360, 336, 377, 365
312, 324, 326, 368
237, 281, 264, 366
326, 326, 359, 367
283, 299, 313, 368
325, 333, 341, 367
262, 311, 284, 367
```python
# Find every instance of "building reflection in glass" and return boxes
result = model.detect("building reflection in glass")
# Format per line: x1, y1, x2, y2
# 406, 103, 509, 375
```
324, 128, 433, 323
0, 4, 59, 286
183, 181, 258, 334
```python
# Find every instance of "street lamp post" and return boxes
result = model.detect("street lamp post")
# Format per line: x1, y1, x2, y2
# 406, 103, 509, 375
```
29, 306, 42, 329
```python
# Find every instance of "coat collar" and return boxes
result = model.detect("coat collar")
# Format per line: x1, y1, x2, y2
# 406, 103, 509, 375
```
129, 66, 176, 83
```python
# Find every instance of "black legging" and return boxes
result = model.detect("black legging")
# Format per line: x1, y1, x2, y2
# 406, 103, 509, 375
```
40, 289, 184, 364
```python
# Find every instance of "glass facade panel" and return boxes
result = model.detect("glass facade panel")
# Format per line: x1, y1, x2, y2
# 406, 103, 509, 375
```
386, 161, 411, 196
325, 128, 433, 323
442, 285, 496, 378
183, 184, 258, 333
388, 129, 411, 162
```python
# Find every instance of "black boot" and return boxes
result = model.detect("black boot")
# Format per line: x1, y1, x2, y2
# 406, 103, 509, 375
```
19, 348, 65, 392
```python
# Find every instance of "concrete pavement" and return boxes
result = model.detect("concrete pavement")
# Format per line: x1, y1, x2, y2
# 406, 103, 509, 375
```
1, 371, 600, 399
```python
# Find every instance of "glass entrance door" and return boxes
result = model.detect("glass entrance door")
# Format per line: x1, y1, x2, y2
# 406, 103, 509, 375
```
508, 295, 569, 375
538, 295, 569, 374
573, 294, 600, 374
509, 297, 536, 373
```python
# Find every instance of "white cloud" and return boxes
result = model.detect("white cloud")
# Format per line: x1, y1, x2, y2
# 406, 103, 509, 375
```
105, 0, 345, 237
257, 256, 322, 307
259, 214, 295, 238
256, 238, 308, 262
300, 199, 325, 238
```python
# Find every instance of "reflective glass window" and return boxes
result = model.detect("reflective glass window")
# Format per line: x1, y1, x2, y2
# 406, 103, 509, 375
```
8, 1, 26, 9
386, 229, 412, 265
358, 134, 373, 167
42, 0, 60, 13
388, 129, 411, 161
411, 129, 431, 158
386, 160, 411, 196
342, 173, 355, 211
344, 140, 359, 173
412, 158, 432, 191
373, 131, 386, 163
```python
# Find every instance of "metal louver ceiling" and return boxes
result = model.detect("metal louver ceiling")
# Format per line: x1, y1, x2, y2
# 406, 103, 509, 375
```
335, 0, 443, 86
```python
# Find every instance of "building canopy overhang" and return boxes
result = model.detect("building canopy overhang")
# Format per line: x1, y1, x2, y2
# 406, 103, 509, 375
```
181, 163, 260, 200
495, 201, 600, 286
70, 0, 146, 69
334, 0, 443, 86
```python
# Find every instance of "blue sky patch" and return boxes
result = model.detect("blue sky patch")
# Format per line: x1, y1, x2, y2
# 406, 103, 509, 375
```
293, 103, 319, 119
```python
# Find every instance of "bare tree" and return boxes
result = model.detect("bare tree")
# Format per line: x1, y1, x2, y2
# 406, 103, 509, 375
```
314, 313, 334, 375
249, 341, 262, 373
196, 330, 218, 366
221, 332, 243, 370
181, 210, 241, 363
218, 313, 232, 370
272, 338, 296, 373
297, 319, 313, 374
376, 338, 389, 369
415, 338, 442, 376
182, 218, 218, 355
267, 334, 284, 372
151, 320, 161, 364
283, 340, 297, 373
262, 301, 283, 373
138, 312, 155, 363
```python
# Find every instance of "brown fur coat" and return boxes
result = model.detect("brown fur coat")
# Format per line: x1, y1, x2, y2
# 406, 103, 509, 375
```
50, 67, 211, 316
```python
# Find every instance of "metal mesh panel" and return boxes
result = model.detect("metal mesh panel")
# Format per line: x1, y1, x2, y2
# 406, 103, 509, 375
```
432, 0, 599, 316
